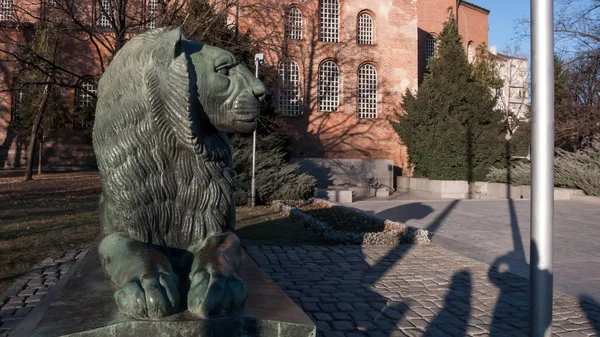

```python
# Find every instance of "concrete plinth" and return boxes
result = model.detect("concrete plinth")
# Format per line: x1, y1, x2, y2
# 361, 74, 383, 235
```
26, 244, 315, 337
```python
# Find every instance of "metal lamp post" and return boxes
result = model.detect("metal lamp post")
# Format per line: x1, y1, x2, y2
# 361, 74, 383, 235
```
530, 1, 555, 336
250, 53, 264, 208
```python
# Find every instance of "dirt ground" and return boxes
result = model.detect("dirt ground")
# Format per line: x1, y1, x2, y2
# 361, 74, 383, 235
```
0, 171, 321, 295
0, 171, 102, 294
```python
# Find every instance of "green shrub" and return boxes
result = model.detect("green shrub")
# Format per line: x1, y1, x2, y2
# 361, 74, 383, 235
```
230, 132, 317, 206
392, 12, 506, 181
486, 145, 600, 196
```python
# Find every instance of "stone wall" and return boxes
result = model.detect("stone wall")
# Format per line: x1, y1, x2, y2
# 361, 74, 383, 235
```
293, 157, 395, 189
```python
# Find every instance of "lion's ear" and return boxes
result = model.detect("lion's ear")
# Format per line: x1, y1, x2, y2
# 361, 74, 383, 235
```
156, 26, 186, 61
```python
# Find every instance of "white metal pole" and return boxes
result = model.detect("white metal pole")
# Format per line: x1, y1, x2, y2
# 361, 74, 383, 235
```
530, 0, 555, 336
251, 59, 259, 208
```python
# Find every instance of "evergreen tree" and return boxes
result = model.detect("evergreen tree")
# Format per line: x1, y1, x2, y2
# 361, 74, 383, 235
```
392, 11, 506, 181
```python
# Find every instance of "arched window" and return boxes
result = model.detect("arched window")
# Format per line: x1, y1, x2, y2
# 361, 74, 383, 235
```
11, 83, 29, 122
319, 0, 339, 43
425, 34, 436, 61
147, 0, 159, 29
284, 7, 302, 40
98, 0, 112, 27
76, 77, 97, 129
357, 64, 377, 118
318, 61, 339, 112
0, 0, 13, 21
467, 41, 475, 63
279, 60, 301, 117
357, 12, 373, 45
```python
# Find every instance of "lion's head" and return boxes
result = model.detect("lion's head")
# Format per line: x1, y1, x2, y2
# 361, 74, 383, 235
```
176, 32, 266, 134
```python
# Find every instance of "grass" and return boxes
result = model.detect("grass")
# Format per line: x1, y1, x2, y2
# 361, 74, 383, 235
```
0, 171, 324, 295
0, 171, 101, 295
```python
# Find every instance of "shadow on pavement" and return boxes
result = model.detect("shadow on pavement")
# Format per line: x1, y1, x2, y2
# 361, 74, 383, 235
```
579, 296, 600, 335
424, 270, 472, 336
375, 202, 435, 224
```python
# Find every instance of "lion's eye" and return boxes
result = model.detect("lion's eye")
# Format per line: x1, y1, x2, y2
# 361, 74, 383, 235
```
216, 66, 229, 76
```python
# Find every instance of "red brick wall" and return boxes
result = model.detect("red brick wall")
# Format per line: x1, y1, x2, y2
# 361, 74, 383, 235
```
417, 0, 489, 82
0, 0, 490, 171
238, 0, 419, 169
0, 0, 124, 168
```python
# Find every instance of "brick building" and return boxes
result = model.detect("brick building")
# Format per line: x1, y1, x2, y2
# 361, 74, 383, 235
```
0, 0, 490, 186
237, 0, 489, 187
0, 0, 155, 169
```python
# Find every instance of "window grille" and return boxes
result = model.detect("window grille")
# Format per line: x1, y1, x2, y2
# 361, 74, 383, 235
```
279, 60, 301, 116
12, 85, 28, 121
147, 0, 158, 29
357, 13, 373, 45
357, 64, 377, 118
284, 7, 302, 40
42, 0, 56, 20
425, 34, 436, 60
467, 41, 474, 63
319, 61, 339, 112
319, 0, 339, 42
0, 0, 13, 21
98, 0, 112, 28
77, 78, 97, 129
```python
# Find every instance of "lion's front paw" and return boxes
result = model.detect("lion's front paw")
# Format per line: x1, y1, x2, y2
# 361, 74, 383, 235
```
114, 272, 180, 319
188, 270, 248, 318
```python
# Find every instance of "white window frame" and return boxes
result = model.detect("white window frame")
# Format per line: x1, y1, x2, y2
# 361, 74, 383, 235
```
319, 61, 339, 112
98, 0, 112, 28
12, 84, 28, 122
147, 0, 158, 29
357, 64, 377, 119
357, 12, 373, 45
284, 7, 302, 40
0, 0, 13, 21
319, 0, 339, 43
77, 78, 97, 129
279, 60, 302, 117
467, 41, 474, 63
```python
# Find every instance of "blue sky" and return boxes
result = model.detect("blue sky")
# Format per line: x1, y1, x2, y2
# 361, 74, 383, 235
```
474, 0, 531, 57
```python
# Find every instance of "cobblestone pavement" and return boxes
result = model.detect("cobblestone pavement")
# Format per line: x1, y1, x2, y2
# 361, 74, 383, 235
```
349, 199, 600, 303
246, 244, 600, 337
0, 250, 87, 337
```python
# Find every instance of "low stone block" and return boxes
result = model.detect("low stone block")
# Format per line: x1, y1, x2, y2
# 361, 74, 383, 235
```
317, 189, 353, 204
28, 245, 315, 337
396, 176, 410, 192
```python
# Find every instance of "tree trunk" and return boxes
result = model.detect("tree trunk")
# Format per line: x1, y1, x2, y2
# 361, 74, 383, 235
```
37, 137, 43, 175
24, 83, 51, 182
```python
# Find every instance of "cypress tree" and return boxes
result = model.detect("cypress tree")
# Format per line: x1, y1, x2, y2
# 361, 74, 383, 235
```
392, 11, 505, 181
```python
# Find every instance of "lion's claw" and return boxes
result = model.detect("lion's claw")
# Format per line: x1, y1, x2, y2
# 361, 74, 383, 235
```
114, 272, 180, 319
188, 271, 248, 318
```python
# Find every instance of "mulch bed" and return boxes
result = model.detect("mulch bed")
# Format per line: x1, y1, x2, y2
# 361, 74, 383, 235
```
271, 199, 431, 245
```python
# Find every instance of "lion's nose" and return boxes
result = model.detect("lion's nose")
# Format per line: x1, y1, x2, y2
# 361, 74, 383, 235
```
252, 81, 266, 102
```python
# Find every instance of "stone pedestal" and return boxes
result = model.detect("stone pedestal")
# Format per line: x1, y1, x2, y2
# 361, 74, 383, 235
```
28, 245, 315, 337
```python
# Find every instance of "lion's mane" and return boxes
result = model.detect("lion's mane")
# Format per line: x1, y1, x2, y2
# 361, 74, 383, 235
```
93, 28, 235, 249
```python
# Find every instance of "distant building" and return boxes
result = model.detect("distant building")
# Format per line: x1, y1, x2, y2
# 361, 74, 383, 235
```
489, 46, 529, 136
236, 0, 490, 187
0, 0, 491, 189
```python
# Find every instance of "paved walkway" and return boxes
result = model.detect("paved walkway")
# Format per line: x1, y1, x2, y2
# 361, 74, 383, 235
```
1, 244, 599, 337
0, 250, 87, 337
246, 244, 600, 337
348, 199, 600, 303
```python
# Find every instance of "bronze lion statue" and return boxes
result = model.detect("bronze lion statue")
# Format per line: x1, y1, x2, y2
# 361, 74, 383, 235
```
92, 27, 265, 320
